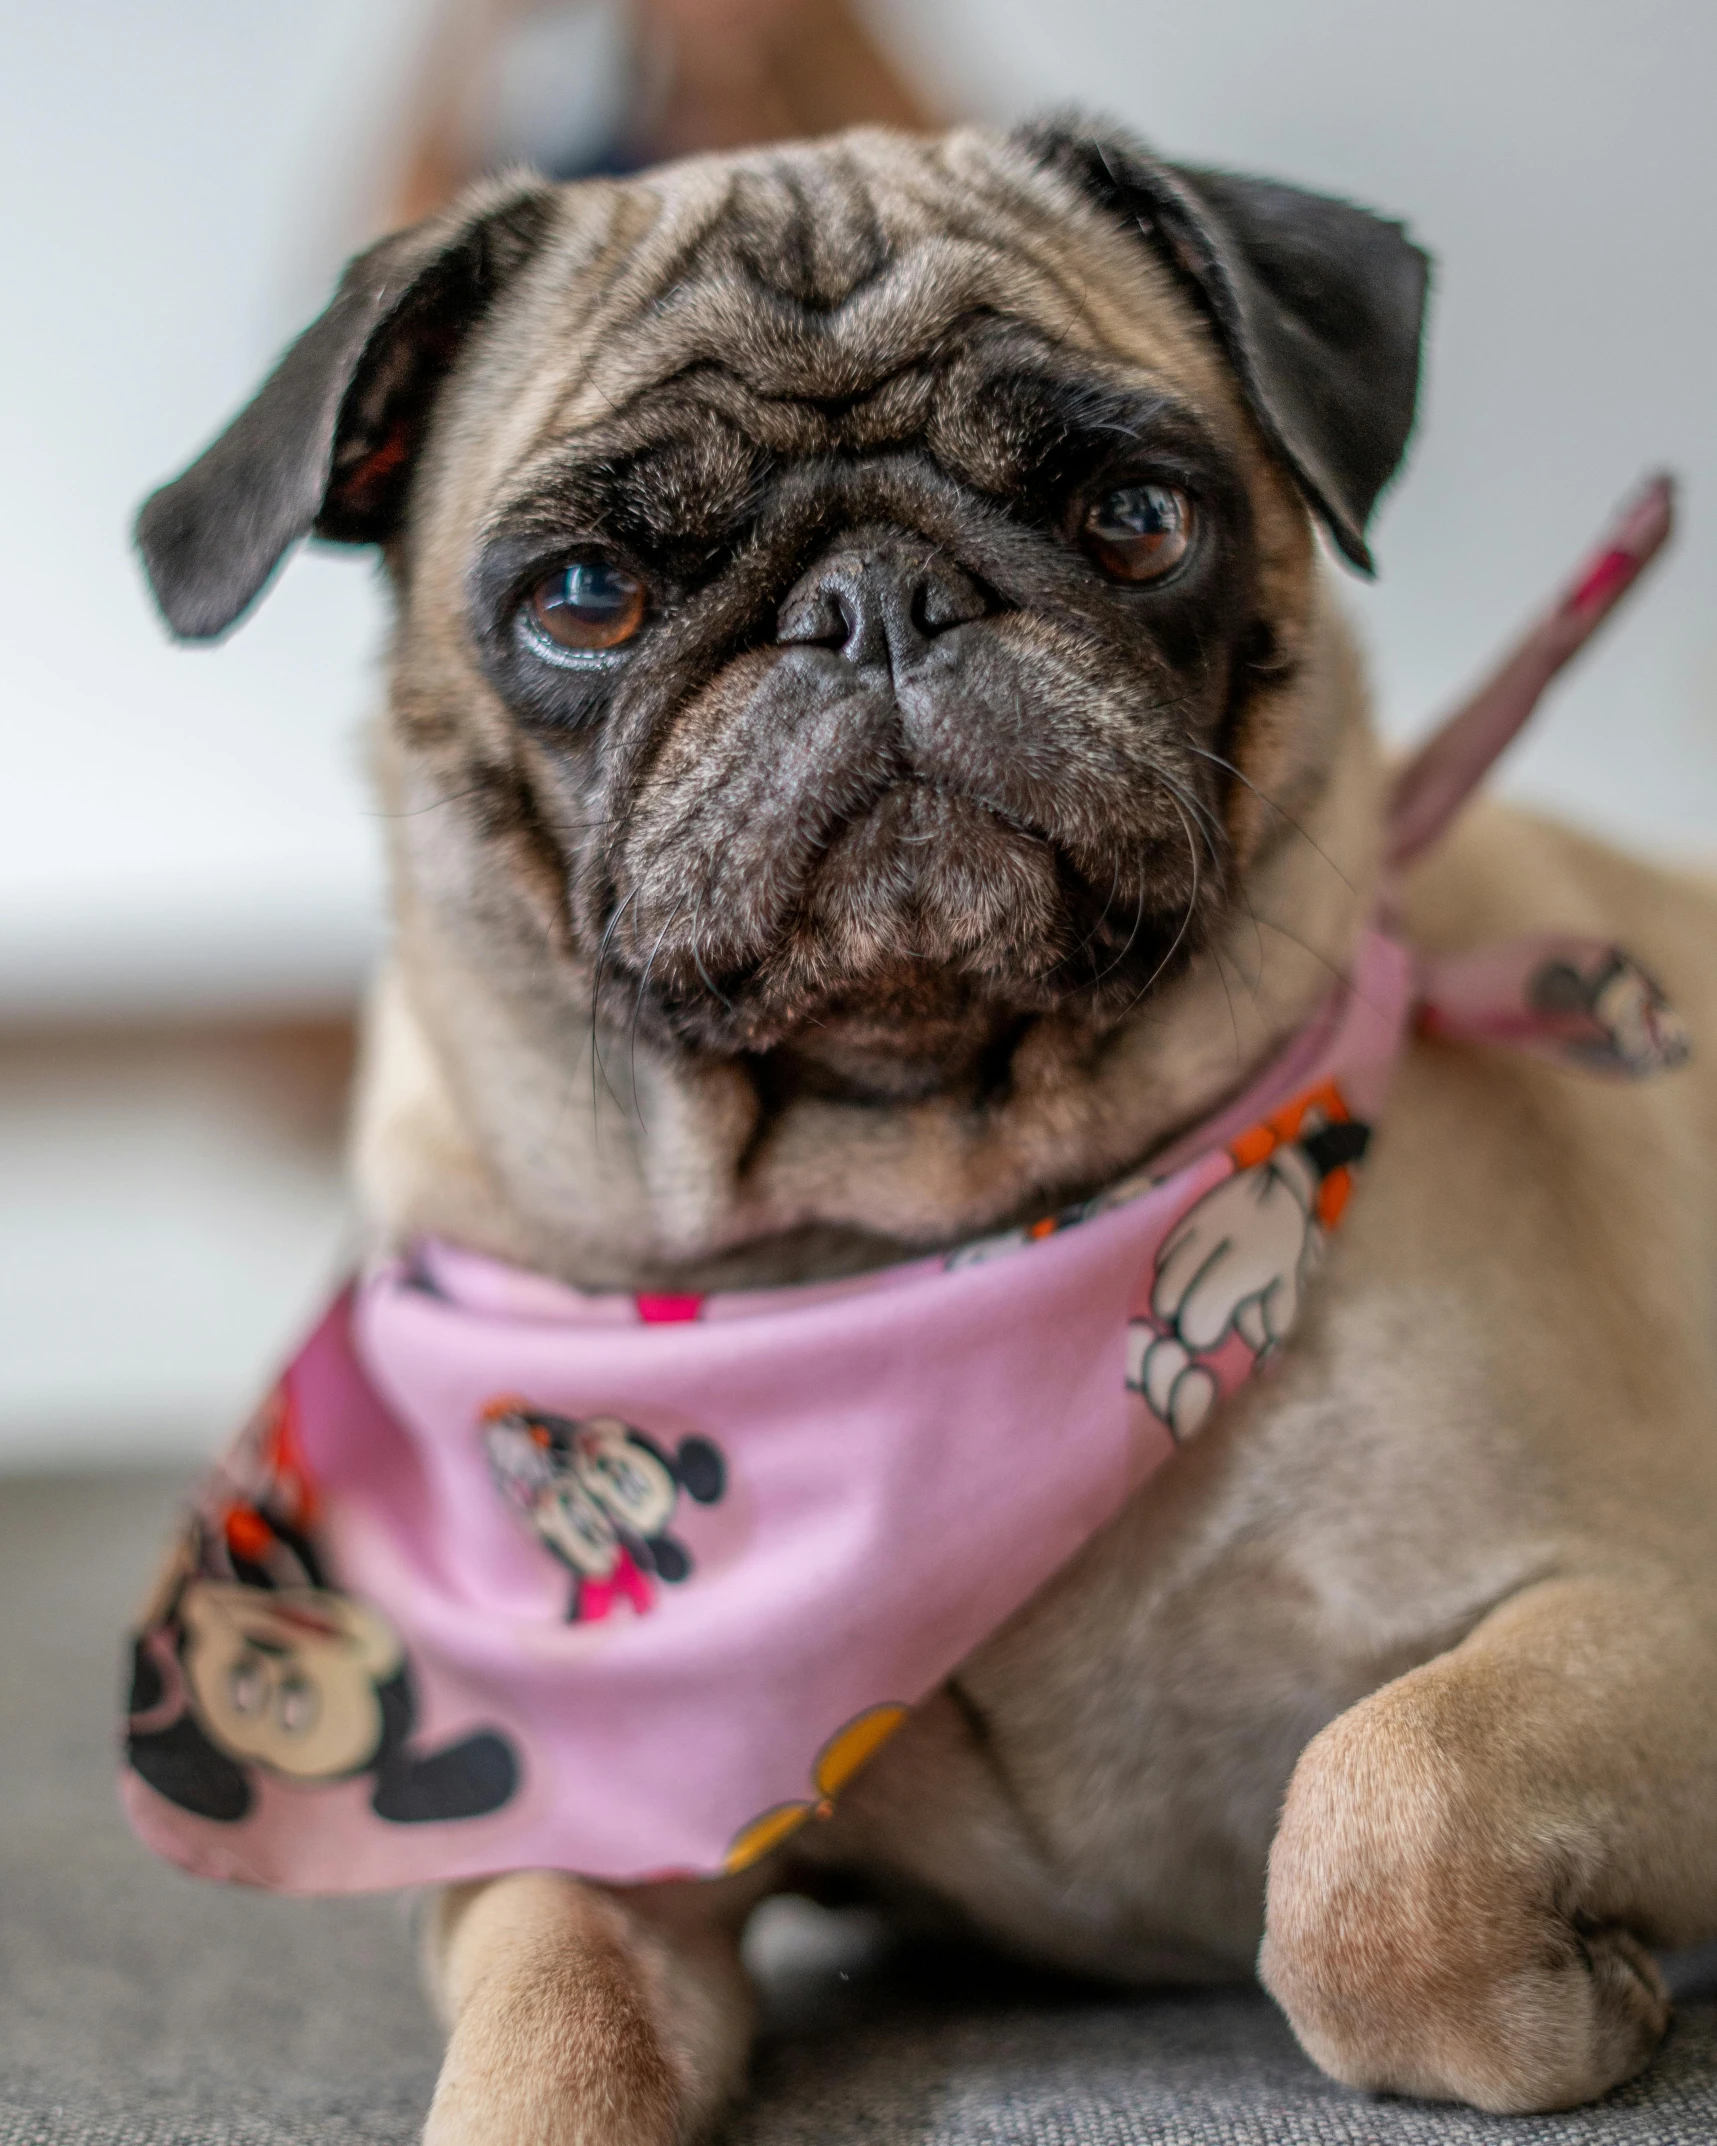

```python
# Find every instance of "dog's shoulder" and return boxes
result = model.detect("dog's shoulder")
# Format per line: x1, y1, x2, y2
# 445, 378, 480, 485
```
1401, 795, 1717, 971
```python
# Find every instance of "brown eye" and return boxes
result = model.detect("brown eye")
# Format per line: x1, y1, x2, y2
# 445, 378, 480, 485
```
1083, 484, 1195, 584
528, 556, 648, 653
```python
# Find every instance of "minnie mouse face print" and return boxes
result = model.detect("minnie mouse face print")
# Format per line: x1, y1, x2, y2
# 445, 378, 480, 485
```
126, 1519, 519, 1829
178, 1580, 401, 1784
481, 1405, 727, 1620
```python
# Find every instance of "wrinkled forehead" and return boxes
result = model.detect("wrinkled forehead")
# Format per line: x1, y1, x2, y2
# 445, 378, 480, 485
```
439, 129, 1250, 524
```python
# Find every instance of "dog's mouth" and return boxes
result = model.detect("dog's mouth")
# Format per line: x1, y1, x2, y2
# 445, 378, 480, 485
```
594, 773, 1215, 1098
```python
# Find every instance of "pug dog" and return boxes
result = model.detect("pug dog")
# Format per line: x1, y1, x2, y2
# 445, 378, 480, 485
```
136, 121, 1717, 2138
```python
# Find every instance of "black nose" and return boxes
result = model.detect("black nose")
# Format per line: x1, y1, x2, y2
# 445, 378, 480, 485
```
776, 543, 991, 672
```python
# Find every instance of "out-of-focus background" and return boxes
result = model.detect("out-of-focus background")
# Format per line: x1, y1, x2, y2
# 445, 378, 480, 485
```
3, 0, 1713, 1471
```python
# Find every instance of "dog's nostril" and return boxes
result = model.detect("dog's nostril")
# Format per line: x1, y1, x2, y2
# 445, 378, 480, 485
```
777, 588, 850, 648
915, 568, 990, 636
776, 549, 990, 664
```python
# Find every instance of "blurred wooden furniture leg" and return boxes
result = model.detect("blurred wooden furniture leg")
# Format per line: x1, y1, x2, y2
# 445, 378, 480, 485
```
385, 0, 939, 229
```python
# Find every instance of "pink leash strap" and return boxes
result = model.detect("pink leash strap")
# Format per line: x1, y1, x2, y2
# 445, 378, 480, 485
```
1385, 472, 1675, 873
1376, 470, 1691, 1083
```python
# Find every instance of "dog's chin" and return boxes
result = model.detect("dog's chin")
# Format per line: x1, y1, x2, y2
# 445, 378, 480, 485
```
626, 920, 1206, 1106
606, 783, 1207, 1099
747, 976, 1036, 1108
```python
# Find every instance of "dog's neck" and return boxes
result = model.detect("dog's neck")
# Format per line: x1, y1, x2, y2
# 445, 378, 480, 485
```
350, 587, 1385, 1294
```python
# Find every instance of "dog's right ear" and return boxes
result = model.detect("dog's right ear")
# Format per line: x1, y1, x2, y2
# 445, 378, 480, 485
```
135, 178, 557, 641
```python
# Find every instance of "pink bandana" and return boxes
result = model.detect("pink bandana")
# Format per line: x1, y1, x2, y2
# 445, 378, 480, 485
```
121, 481, 1690, 1895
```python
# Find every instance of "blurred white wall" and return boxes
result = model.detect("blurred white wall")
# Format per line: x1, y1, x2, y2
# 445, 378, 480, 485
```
1, 0, 1712, 1466
0, 0, 433, 1022
0, 1030, 354, 1468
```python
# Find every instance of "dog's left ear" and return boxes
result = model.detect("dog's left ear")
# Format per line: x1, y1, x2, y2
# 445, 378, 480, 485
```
135, 176, 557, 641
1018, 122, 1431, 573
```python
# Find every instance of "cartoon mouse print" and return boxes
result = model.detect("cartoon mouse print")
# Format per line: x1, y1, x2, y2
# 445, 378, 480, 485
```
482, 1404, 727, 1621
1128, 1083, 1371, 1441
1528, 945, 1691, 1077
126, 1387, 518, 1827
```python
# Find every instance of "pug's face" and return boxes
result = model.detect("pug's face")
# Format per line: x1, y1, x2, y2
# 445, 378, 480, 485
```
138, 124, 1424, 1250
449, 332, 1268, 1103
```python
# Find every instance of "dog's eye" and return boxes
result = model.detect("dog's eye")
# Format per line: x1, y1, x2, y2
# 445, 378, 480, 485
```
1083, 485, 1195, 584
527, 556, 648, 653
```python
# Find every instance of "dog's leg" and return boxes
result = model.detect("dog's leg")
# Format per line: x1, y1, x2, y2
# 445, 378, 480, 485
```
1261, 1572, 1717, 2112
421, 1872, 756, 2146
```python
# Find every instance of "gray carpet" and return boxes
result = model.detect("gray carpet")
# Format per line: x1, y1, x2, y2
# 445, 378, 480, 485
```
3, 1472, 1715, 2146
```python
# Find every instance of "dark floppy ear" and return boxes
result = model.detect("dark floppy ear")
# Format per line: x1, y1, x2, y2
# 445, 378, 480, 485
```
135, 178, 557, 641
1017, 120, 1431, 573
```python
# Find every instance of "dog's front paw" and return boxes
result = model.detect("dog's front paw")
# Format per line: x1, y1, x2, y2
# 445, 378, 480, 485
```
421, 1873, 749, 2146
424, 1980, 681, 2146
1260, 1680, 1670, 2114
